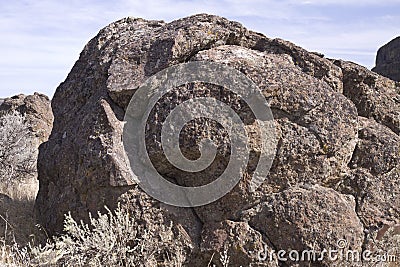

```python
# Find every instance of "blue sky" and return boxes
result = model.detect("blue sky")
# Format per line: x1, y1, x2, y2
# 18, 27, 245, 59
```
1, 0, 399, 98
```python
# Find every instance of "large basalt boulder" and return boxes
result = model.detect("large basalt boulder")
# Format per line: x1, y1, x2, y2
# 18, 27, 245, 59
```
36, 14, 400, 266
372, 36, 400, 81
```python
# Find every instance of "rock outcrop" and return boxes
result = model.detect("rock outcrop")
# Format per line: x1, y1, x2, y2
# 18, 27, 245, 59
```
36, 14, 400, 266
0, 93, 53, 143
372, 36, 400, 81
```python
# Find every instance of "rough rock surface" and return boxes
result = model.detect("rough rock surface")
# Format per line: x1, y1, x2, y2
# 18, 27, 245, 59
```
249, 185, 364, 267
372, 36, 400, 81
36, 14, 400, 266
334, 60, 400, 135
337, 117, 400, 264
0, 93, 53, 142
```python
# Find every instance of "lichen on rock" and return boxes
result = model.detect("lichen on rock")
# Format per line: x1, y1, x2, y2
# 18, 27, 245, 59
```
35, 14, 400, 266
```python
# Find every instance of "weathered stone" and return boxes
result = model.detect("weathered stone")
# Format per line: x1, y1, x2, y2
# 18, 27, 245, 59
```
249, 185, 364, 267
0, 93, 53, 142
190, 46, 358, 223
333, 60, 400, 135
35, 14, 400, 266
252, 38, 344, 93
348, 117, 399, 175
372, 36, 400, 81
337, 118, 400, 262
195, 220, 279, 266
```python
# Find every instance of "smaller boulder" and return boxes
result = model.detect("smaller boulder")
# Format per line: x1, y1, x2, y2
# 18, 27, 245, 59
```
0, 92, 53, 142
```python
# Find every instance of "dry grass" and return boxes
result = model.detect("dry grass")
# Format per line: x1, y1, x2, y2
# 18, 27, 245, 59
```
0, 178, 46, 266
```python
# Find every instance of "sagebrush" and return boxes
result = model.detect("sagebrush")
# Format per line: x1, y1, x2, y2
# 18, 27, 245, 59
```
0, 204, 188, 267
0, 111, 36, 185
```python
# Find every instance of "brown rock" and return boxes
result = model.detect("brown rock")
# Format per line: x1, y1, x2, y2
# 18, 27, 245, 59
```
338, 118, 400, 261
249, 185, 364, 266
190, 46, 357, 222
333, 60, 400, 135
196, 220, 279, 266
349, 117, 399, 175
253, 38, 344, 93
35, 14, 400, 266
0, 92, 53, 142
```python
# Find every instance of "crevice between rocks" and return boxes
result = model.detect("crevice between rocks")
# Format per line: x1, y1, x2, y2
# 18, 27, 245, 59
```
180, 32, 244, 64
247, 220, 289, 267
353, 197, 373, 265
164, 174, 205, 248
270, 106, 330, 156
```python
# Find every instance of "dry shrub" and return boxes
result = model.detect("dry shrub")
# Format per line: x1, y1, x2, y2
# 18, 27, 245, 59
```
0, 111, 37, 187
0, 204, 187, 266
0, 111, 40, 250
